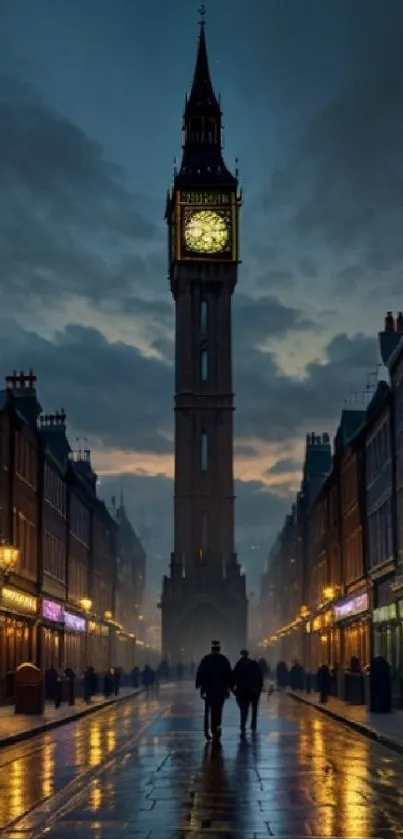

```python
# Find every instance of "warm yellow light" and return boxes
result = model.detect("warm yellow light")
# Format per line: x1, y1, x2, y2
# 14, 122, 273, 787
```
0, 543, 20, 573
323, 586, 335, 601
80, 598, 92, 612
320, 634, 328, 644
104, 610, 113, 621
299, 605, 309, 618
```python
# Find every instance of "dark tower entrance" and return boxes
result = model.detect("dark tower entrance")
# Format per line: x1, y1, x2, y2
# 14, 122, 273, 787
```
161, 13, 247, 665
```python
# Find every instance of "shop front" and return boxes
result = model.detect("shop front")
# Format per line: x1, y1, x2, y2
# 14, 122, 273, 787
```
305, 610, 333, 672
64, 610, 86, 674
0, 585, 39, 700
40, 598, 65, 669
333, 591, 371, 668
87, 620, 110, 673
372, 576, 400, 673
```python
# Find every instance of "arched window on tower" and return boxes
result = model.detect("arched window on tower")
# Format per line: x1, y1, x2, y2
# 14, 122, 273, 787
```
201, 431, 208, 471
200, 349, 208, 381
200, 299, 208, 335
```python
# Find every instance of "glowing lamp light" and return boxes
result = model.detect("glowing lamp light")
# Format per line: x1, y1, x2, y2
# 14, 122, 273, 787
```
323, 586, 335, 602
104, 610, 113, 621
80, 598, 92, 613
0, 544, 20, 575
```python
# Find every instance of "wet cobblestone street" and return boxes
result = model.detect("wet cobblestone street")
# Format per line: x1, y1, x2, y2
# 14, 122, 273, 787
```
1, 683, 403, 838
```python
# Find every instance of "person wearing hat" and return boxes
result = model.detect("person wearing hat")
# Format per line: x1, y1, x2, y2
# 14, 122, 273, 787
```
232, 649, 263, 734
195, 641, 233, 740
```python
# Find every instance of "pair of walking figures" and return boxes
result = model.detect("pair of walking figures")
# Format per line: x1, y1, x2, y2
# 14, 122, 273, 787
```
195, 641, 263, 740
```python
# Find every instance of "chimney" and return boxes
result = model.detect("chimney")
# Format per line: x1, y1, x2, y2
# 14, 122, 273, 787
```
397, 312, 403, 332
384, 311, 395, 332
39, 409, 67, 430
5, 369, 41, 426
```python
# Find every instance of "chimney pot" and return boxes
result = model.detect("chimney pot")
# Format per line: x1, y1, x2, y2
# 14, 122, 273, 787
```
385, 311, 395, 332
397, 312, 403, 332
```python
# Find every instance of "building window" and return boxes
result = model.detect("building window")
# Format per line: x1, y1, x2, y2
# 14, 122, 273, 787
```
201, 349, 208, 381
200, 299, 208, 335
201, 431, 208, 471
200, 511, 208, 562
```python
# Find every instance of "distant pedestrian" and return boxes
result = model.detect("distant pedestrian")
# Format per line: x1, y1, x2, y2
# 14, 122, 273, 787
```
196, 640, 232, 741
54, 667, 63, 709
232, 649, 263, 734
113, 667, 120, 696
65, 666, 76, 706
317, 664, 331, 704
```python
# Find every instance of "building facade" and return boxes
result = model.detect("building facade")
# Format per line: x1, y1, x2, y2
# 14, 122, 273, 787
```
0, 372, 41, 700
161, 17, 247, 662
38, 411, 69, 670
111, 498, 146, 671
260, 312, 403, 693
0, 372, 145, 700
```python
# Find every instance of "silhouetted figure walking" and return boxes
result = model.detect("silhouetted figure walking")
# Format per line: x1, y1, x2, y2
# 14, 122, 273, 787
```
233, 649, 263, 734
317, 663, 331, 704
196, 641, 232, 741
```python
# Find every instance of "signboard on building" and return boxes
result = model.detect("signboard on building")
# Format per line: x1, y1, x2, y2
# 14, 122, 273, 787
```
333, 592, 369, 622
64, 611, 86, 633
42, 599, 64, 623
1, 587, 38, 615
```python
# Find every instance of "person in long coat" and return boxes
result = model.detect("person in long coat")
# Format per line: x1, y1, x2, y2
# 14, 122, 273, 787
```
196, 641, 233, 741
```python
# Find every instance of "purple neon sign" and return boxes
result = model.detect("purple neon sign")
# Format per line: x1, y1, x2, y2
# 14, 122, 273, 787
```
64, 611, 86, 633
334, 592, 368, 622
42, 599, 64, 623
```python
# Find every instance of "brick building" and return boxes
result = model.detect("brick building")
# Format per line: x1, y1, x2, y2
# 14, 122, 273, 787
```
259, 312, 403, 690
0, 372, 41, 699
0, 371, 146, 700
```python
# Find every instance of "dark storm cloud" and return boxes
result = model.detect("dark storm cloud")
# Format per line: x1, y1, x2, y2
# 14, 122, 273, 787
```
235, 332, 378, 443
0, 320, 173, 453
267, 458, 301, 476
233, 293, 313, 348
299, 259, 318, 280
0, 316, 378, 455
0, 72, 158, 308
256, 271, 294, 291
332, 265, 363, 296
261, 1, 403, 282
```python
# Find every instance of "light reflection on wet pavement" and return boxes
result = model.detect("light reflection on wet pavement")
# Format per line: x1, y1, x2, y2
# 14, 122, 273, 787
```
1, 684, 403, 838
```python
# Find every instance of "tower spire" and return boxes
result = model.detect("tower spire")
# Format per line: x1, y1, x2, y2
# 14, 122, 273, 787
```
186, 10, 219, 117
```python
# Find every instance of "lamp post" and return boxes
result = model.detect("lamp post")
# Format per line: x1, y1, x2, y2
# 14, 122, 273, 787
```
80, 598, 92, 667
0, 543, 20, 578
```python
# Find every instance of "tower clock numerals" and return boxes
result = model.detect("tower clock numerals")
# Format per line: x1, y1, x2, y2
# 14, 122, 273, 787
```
184, 209, 229, 255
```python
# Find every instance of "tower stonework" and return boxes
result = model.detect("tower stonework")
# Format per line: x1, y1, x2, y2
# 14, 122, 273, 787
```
161, 18, 247, 664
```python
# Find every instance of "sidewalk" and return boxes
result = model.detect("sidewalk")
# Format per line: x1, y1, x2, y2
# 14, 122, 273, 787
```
288, 688, 403, 754
0, 687, 143, 749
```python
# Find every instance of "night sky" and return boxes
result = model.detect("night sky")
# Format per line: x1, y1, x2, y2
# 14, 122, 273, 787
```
1, 0, 402, 601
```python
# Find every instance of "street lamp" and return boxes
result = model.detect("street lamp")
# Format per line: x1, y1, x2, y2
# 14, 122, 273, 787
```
80, 597, 92, 613
0, 543, 20, 576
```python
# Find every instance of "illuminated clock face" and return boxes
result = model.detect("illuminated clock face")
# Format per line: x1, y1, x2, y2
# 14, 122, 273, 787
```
184, 210, 229, 255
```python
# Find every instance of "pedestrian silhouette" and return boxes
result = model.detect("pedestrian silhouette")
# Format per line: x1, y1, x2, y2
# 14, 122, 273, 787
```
196, 640, 232, 741
232, 649, 263, 734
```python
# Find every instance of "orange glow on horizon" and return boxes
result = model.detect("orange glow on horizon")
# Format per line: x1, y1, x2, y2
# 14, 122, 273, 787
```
92, 437, 303, 496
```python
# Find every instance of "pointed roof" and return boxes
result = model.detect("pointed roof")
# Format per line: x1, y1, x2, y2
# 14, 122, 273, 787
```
185, 23, 220, 116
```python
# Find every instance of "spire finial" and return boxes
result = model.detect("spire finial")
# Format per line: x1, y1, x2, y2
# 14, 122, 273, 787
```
198, 2, 206, 27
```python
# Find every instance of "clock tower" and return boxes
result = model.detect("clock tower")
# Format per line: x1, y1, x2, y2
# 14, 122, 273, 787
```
161, 12, 247, 664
